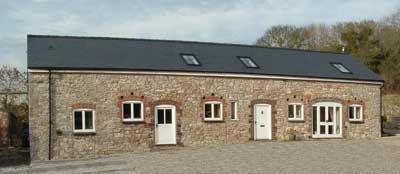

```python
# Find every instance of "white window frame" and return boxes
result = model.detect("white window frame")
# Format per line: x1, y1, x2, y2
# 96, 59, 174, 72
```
122, 101, 144, 122
348, 104, 363, 122
204, 101, 223, 121
230, 101, 238, 120
73, 109, 96, 133
288, 103, 304, 121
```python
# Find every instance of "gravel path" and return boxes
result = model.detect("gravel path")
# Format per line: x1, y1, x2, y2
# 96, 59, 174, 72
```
1, 137, 400, 174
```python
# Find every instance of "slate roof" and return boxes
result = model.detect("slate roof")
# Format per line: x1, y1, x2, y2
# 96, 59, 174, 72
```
27, 35, 383, 82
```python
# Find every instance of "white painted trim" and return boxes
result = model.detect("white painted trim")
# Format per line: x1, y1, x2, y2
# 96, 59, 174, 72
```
288, 103, 304, 121
311, 102, 343, 138
204, 101, 223, 121
72, 109, 96, 133
28, 69, 384, 85
121, 101, 144, 122
349, 104, 363, 122
312, 135, 343, 138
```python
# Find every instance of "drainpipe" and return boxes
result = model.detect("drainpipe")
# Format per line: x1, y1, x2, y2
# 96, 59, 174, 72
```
48, 69, 52, 160
380, 84, 384, 137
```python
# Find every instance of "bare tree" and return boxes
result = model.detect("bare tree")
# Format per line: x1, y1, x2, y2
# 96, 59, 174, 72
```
255, 25, 311, 49
382, 8, 400, 27
0, 66, 27, 112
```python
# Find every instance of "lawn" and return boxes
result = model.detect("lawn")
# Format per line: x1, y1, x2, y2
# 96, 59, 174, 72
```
0, 147, 30, 167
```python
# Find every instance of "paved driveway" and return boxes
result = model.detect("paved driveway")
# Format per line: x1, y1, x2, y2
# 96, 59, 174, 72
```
1, 137, 400, 174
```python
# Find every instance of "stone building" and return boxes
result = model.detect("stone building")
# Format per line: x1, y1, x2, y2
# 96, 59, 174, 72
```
28, 35, 384, 161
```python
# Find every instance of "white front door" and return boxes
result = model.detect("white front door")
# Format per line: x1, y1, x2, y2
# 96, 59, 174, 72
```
155, 105, 176, 144
312, 102, 342, 138
254, 104, 272, 140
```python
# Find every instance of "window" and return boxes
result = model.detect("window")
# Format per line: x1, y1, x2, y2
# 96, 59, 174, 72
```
122, 101, 144, 122
349, 105, 362, 122
181, 54, 200, 66
230, 102, 237, 120
73, 109, 95, 133
331, 63, 351, 73
204, 101, 223, 121
238, 57, 258, 68
288, 103, 303, 121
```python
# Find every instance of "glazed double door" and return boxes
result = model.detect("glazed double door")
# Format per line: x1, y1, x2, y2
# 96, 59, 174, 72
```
312, 102, 342, 138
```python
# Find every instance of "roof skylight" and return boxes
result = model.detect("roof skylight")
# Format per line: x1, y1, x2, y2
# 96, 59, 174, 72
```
331, 63, 351, 73
181, 54, 200, 66
238, 57, 258, 68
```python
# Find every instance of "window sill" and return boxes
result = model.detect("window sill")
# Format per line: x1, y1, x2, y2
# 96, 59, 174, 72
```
122, 120, 145, 124
349, 120, 364, 123
203, 119, 224, 122
312, 135, 342, 139
288, 118, 304, 122
73, 131, 96, 135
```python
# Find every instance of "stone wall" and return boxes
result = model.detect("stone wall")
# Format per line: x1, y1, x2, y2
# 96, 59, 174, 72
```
28, 73, 50, 161
28, 72, 382, 161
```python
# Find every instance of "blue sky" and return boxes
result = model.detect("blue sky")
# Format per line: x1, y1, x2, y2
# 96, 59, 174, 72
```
1, 0, 400, 70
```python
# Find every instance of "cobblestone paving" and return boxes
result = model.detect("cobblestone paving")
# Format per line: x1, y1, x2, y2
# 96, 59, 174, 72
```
1, 137, 400, 174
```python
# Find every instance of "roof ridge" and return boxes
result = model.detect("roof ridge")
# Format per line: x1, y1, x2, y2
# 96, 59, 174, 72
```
27, 34, 347, 55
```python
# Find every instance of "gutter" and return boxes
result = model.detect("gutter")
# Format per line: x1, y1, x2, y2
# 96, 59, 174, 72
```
48, 69, 52, 160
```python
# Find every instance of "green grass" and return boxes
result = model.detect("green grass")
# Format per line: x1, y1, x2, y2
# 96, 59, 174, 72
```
383, 94, 400, 129
383, 94, 400, 118
0, 147, 30, 167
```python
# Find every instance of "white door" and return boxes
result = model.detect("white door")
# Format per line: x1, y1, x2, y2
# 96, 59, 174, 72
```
254, 104, 272, 140
155, 105, 176, 144
312, 102, 342, 138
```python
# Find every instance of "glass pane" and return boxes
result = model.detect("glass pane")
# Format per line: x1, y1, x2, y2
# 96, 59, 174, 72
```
328, 107, 333, 122
320, 107, 325, 122
356, 107, 361, 119
182, 55, 200, 65
123, 103, 131, 119
231, 102, 236, 119
333, 64, 350, 73
288, 105, 294, 118
240, 57, 257, 68
85, 111, 93, 129
157, 109, 164, 124
313, 107, 317, 134
336, 107, 340, 134
295, 105, 302, 118
133, 103, 142, 119
205, 104, 212, 118
214, 104, 221, 118
74, 111, 82, 130
165, 109, 172, 124
320, 125, 325, 134
349, 107, 354, 119
328, 125, 333, 134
